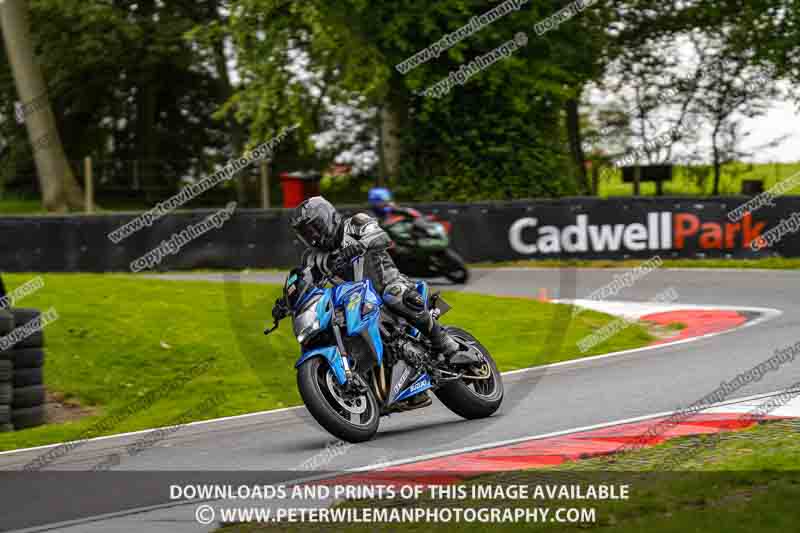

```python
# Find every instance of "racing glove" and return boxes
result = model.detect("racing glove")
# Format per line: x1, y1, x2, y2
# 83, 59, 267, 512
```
272, 296, 288, 321
331, 242, 366, 274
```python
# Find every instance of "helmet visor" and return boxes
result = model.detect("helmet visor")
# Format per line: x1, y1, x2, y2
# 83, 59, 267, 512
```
294, 217, 327, 248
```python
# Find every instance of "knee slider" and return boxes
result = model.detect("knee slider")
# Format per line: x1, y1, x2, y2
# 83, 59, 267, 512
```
383, 284, 404, 306
403, 290, 425, 312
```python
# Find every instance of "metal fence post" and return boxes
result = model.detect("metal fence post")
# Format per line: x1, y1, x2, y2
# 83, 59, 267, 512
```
84, 156, 94, 213
260, 161, 270, 209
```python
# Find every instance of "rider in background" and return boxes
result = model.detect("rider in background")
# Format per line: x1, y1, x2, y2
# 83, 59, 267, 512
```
367, 187, 422, 226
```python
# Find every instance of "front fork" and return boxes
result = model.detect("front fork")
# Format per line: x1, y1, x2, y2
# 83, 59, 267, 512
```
331, 313, 353, 382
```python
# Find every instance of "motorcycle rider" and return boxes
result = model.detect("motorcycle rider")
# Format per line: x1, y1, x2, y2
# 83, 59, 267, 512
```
367, 187, 421, 225
284, 196, 462, 379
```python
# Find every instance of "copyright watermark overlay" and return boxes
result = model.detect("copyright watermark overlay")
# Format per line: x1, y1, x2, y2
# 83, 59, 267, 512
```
573, 256, 663, 318
129, 202, 236, 272
0, 306, 58, 351
728, 169, 800, 223
416, 32, 527, 98
108, 124, 297, 244
576, 287, 678, 353
184, 483, 610, 525
195, 504, 216, 525
396, 0, 530, 75
535, 0, 598, 36
748, 211, 800, 251
0, 275, 44, 310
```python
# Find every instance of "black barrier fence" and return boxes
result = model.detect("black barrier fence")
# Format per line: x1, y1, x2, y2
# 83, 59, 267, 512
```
0, 197, 798, 272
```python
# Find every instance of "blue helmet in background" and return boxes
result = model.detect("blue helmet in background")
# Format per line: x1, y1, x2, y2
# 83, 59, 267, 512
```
367, 187, 393, 216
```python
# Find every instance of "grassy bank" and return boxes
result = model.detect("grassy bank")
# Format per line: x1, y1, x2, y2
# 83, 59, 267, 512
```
0, 196, 44, 215
598, 160, 800, 197
219, 419, 800, 533
0, 273, 654, 451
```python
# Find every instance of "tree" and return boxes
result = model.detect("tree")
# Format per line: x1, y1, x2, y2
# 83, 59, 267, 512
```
594, 35, 704, 173
612, 0, 799, 91
683, 35, 782, 195
0, 0, 244, 207
592, 3, 788, 195
217, 0, 596, 201
194, 0, 250, 205
541, 0, 616, 194
0, 0, 83, 211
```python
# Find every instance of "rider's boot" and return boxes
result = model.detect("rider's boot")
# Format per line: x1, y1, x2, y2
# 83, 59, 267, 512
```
404, 323, 457, 409
429, 321, 460, 358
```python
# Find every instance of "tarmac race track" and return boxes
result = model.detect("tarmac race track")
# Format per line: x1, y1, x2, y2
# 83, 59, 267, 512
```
0, 267, 798, 532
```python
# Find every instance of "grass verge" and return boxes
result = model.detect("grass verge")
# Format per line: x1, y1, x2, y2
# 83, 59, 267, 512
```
0, 197, 44, 215
598, 160, 800, 197
0, 273, 653, 451
218, 419, 800, 532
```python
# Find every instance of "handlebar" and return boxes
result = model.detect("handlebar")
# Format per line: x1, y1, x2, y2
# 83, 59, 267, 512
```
264, 299, 288, 335
264, 252, 366, 336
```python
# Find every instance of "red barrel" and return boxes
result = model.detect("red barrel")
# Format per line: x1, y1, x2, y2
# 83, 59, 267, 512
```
279, 171, 321, 208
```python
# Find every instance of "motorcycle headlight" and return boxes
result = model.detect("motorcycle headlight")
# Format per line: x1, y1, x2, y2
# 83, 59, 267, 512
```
293, 295, 322, 344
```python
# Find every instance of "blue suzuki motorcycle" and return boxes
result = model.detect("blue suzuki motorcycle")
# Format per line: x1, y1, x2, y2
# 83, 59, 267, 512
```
266, 262, 503, 443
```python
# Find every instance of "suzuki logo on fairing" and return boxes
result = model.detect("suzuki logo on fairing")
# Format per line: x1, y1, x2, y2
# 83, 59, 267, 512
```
407, 379, 428, 394
393, 368, 411, 395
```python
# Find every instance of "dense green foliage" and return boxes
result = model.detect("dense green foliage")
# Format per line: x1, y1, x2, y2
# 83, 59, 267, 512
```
216, 0, 613, 200
2, 1, 225, 195
0, 0, 797, 207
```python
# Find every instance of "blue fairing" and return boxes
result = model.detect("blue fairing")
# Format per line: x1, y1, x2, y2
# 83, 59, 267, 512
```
294, 279, 385, 381
408, 280, 430, 338
343, 281, 380, 334
415, 280, 429, 310
395, 372, 432, 402
335, 280, 384, 367
296, 285, 319, 309
315, 290, 333, 330
344, 286, 365, 333
295, 346, 347, 385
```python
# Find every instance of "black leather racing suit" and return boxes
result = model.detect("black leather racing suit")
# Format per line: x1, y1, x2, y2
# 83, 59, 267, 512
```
301, 212, 444, 345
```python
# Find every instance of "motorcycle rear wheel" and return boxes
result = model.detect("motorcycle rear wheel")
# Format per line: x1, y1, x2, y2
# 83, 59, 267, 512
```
297, 357, 380, 443
434, 327, 503, 419
438, 250, 470, 284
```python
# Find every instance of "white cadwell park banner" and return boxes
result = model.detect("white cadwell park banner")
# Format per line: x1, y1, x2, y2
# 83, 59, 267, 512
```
509, 211, 767, 255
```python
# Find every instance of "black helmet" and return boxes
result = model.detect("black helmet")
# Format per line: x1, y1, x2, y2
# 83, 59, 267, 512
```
290, 196, 342, 250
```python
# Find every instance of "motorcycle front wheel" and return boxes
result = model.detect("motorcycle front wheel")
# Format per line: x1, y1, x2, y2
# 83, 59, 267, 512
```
297, 357, 380, 443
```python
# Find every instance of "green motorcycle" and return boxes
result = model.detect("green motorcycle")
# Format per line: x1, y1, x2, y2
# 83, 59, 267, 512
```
382, 212, 470, 284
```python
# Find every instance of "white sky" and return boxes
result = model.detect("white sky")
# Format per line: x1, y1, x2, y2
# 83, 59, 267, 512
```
585, 33, 800, 164
740, 97, 800, 162
586, 83, 800, 164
